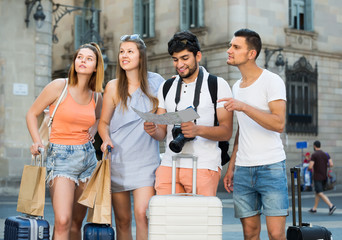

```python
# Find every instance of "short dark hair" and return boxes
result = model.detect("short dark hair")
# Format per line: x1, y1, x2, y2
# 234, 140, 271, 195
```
234, 28, 262, 59
168, 31, 200, 56
314, 140, 321, 148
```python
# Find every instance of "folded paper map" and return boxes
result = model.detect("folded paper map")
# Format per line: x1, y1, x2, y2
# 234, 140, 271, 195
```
132, 107, 200, 125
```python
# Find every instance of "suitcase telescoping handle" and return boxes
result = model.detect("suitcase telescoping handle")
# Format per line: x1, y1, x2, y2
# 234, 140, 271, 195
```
290, 167, 302, 227
171, 154, 198, 194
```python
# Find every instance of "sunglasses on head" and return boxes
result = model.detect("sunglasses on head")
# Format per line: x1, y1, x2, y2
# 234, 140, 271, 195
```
177, 39, 199, 51
120, 34, 146, 47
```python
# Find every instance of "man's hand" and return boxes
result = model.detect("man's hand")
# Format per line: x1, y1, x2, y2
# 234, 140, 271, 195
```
144, 122, 158, 136
223, 168, 234, 193
218, 97, 245, 112
181, 121, 198, 138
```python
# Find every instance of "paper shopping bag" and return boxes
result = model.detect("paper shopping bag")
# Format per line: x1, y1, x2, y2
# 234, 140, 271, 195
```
17, 156, 46, 217
86, 157, 112, 224
78, 160, 104, 208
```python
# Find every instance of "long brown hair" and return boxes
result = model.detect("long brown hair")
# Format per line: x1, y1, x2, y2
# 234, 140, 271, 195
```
116, 35, 158, 112
68, 42, 104, 92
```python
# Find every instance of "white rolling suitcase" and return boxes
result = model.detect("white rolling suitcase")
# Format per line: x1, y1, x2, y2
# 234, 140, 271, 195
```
147, 154, 223, 240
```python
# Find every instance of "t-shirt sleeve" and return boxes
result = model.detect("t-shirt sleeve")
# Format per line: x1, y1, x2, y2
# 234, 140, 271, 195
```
267, 73, 286, 102
157, 81, 166, 109
217, 77, 233, 108
148, 72, 165, 96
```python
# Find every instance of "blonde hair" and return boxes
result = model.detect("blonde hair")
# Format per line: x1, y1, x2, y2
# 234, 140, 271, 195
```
68, 42, 104, 92
116, 35, 158, 112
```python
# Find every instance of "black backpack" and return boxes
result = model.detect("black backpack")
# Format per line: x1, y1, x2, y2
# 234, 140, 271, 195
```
162, 74, 230, 166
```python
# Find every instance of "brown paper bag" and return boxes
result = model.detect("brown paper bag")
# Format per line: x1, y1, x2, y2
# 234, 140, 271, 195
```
86, 157, 112, 224
78, 160, 104, 208
17, 156, 46, 217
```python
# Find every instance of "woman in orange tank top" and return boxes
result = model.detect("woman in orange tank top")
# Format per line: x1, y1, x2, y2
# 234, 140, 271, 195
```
26, 42, 104, 240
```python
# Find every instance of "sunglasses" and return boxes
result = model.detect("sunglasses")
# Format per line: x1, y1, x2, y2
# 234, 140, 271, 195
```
120, 34, 146, 48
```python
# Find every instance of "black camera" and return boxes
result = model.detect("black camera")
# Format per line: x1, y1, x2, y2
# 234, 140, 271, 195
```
169, 125, 195, 153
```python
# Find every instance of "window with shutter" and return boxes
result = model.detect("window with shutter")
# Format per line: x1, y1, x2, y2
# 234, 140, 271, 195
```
180, 0, 204, 31
134, 0, 155, 38
289, 0, 313, 31
74, 0, 101, 50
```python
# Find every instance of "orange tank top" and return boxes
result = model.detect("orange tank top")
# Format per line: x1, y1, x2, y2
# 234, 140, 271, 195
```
49, 90, 96, 145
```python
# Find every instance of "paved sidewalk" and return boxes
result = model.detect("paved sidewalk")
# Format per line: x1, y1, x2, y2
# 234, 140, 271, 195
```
1, 186, 341, 239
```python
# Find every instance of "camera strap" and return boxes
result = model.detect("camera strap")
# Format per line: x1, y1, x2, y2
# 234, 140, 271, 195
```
174, 67, 204, 122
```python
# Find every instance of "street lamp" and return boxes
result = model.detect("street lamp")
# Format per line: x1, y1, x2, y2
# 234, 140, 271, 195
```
25, 0, 46, 28
24, 0, 103, 45
51, 2, 102, 45
24, 0, 107, 70
264, 48, 285, 70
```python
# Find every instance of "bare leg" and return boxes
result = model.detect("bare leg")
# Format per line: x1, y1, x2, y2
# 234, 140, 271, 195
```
50, 177, 76, 240
112, 191, 133, 240
240, 215, 261, 240
317, 192, 333, 208
312, 193, 320, 210
132, 186, 155, 240
265, 216, 286, 240
70, 181, 88, 240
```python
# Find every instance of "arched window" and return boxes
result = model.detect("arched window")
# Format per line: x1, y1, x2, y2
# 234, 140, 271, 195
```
285, 57, 318, 135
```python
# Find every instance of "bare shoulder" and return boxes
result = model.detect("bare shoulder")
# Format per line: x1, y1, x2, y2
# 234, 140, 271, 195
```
47, 78, 67, 90
42, 78, 67, 95
104, 79, 118, 92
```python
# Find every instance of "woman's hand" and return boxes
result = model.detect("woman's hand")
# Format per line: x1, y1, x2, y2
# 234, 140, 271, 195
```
144, 122, 158, 136
30, 142, 45, 156
101, 140, 114, 152
87, 132, 95, 143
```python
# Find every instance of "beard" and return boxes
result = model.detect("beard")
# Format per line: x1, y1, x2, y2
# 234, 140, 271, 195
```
178, 64, 198, 79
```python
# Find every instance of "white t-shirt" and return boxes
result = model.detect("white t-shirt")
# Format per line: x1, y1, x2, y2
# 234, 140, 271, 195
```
233, 69, 286, 167
158, 67, 233, 171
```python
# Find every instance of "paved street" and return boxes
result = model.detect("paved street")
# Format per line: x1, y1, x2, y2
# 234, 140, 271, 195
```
1, 186, 341, 240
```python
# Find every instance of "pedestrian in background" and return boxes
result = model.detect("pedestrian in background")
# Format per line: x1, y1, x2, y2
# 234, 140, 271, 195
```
144, 30, 233, 197
308, 140, 336, 214
26, 42, 104, 239
98, 34, 164, 240
220, 28, 288, 240
302, 152, 313, 191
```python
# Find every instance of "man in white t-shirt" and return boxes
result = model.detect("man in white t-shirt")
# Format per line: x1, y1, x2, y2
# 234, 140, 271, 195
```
144, 31, 233, 196
219, 29, 288, 240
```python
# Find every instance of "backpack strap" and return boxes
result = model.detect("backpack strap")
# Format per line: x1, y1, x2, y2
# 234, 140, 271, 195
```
207, 74, 231, 166
207, 74, 218, 126
162, 78, 176, 100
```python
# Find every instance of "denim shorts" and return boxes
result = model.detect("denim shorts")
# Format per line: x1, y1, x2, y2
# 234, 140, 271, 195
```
46, 142, 97, 186
233, 160, 289, 218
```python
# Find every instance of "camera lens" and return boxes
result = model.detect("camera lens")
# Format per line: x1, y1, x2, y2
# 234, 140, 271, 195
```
169, 134, 186, 153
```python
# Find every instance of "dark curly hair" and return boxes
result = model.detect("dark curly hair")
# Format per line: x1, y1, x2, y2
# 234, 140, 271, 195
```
168, 30, 201, 57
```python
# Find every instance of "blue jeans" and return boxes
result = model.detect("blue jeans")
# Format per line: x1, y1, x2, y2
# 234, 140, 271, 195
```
233, 160, 289, 218
46, 141, 97, 185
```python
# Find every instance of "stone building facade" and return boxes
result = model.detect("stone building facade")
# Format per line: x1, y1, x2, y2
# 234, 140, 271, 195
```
0, 0, 341, 194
